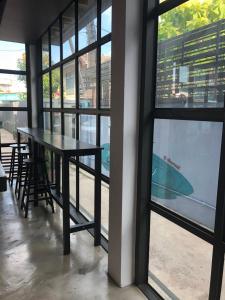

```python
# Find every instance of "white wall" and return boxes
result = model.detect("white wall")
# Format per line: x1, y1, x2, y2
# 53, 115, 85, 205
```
108, 0, 143, 287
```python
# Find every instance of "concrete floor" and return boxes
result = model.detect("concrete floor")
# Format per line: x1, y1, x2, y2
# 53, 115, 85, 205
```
0, 185, 146, 300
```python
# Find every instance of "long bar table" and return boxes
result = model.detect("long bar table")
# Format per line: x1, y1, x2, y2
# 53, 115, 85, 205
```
17, 127, 102, 255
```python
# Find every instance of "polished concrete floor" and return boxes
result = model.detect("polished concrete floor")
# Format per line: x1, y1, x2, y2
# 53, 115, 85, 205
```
0, 185, 146, 300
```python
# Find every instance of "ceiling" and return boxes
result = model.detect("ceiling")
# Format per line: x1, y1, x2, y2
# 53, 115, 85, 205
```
0, 0, 72, 43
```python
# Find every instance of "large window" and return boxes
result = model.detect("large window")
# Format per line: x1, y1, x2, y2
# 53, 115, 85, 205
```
0, 40, 30, 149
40, 0, 112, 241
148, 212, 212, 300
136, 1, 225, 299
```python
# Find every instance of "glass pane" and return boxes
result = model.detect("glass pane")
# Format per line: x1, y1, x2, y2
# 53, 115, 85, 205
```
222, 261, 225, 300
69, 162, 76, 206
52, 112, 61, 134
152, 119, 222, 230
43, 73, 50, 108
0, 74, 27, 107
101, 0, 112, 37
63, 60, 76, 108
64, 113, 76, 138
45, 149, 52, 182
101, 116, 110, 177
79, 114, 96, 168
51, 68, 61, 108
80, 169, 94, 219
0, 40, 26, 71
156, 0, 225, 108
43, 112, 51, 131
149, 212, 212, 300
51, 20, 60, 65
0, 111, 27, 143
62, 3, 75, 59
101, 182, 109, 238
42, 33, 49, 70
101, 42, 111, 108
79, 50, 96, 108
78, 0, 97, 50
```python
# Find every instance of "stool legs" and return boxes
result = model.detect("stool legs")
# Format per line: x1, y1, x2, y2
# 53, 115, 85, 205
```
15, 153, 28, 201
21, 160, 54, 218
9, 148, 16, 186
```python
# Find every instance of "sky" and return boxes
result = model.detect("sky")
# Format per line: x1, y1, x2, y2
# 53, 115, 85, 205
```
0, 40, 25, 71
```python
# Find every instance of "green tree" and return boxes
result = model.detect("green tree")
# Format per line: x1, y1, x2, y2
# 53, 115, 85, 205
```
159, 0, 225, 40
17, 53, 60, 100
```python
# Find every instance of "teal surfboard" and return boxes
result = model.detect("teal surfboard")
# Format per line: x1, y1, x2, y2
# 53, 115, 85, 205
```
101, 143, 110, 171
100, 144, 193, 200
152, 154, 193, 200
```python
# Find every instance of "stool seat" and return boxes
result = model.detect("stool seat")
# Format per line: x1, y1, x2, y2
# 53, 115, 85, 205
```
9, 143, 27, 149
24, 158, 47, 165
16, 149, 30, 155
23, 158, 33, 165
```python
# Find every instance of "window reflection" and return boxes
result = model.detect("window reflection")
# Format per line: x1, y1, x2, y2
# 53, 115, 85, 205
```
101, 116, 110, 176
62, 3, 75, 59
42, 33, 49, 70
152, 119, 222, 230
79, 114, 96, 168
63, 60, 75, 108
0, 40, 26, 71
0, 111, 27, 143
43, 73, 50, 108
52, 112, 61, 134
51, 68, 61, 108
149, 212, 212, 300
101, 0, 112, 37
78, 0, 97, 50
156, 0, 225, 108
64, 113, 76, 138
51, 20, 60, 65
101, 42, 111, 108
43, 112, 51, 131
0, 74, 27, 108
79, 50, 96, 108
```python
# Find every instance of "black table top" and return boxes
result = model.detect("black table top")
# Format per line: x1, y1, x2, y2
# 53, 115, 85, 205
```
17, 127, 102, 156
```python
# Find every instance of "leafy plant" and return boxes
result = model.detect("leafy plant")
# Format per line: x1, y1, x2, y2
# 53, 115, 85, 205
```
159, 0, 225, 40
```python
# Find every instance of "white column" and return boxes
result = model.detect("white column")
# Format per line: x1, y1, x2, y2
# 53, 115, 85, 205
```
108, 0, 143, 287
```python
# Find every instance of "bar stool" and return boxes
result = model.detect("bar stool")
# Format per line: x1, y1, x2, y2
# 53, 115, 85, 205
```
9, 143, 27, 186
15, 148, 30, 201
21, 158, 54, 218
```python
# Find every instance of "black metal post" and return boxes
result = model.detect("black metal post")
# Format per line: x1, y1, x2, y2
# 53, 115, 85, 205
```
55, 153, 61, 195
94, 150, 101, 246
62, 154, 70, 254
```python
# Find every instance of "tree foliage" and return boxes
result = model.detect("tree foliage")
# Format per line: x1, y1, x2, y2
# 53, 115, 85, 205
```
159, 0, 225, 40
17, 52, 60, 99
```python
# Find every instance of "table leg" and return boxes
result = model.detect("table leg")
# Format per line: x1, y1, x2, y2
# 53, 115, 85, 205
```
17, 131, 21, 146
62, 155, 70, 255
55, 154, 60, 195
94, 151, 101, 246
33, 141, 39, 207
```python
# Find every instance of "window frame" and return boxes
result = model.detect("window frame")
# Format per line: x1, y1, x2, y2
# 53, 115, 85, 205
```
135, 0, 225, 299
0, 43, 31, 147
38, 0, 111, 249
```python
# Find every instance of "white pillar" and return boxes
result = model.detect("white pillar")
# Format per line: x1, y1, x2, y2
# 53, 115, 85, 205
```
108, 0, 143, 287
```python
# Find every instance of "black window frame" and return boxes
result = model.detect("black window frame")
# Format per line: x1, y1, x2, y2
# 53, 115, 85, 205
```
37, 0, 111, 249
135, 0, 225, 299
0, 42, 32, 159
